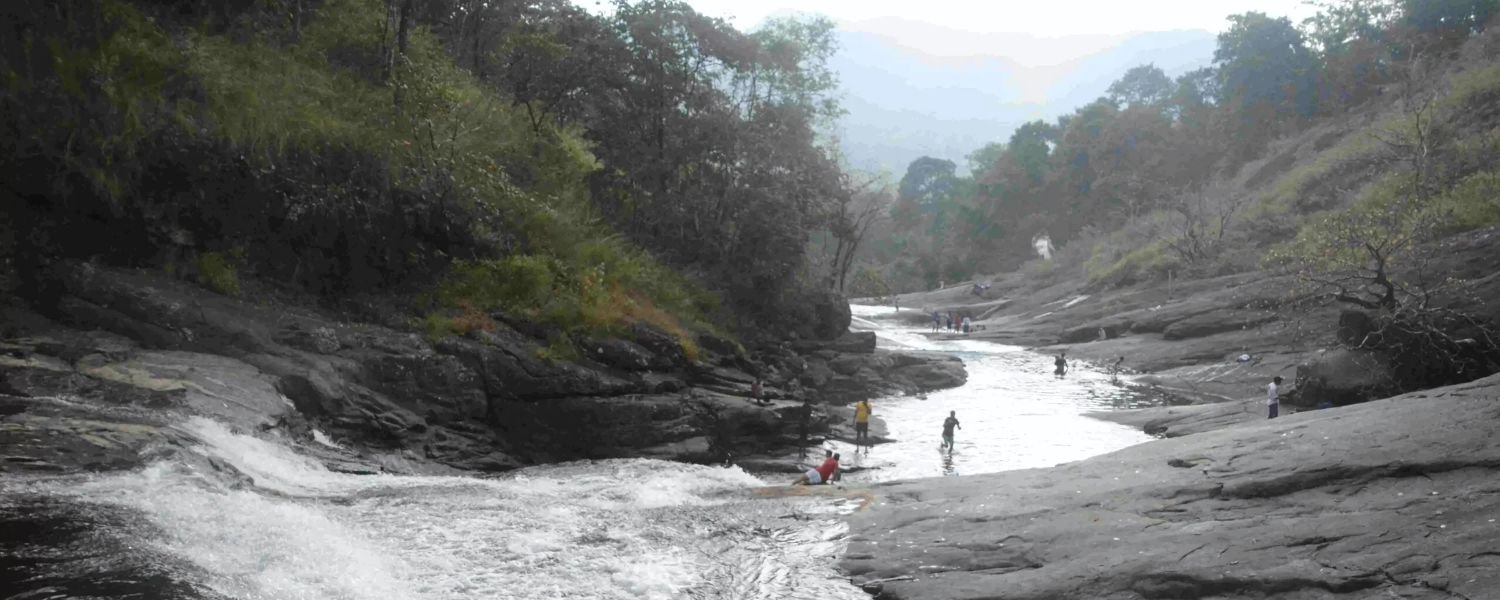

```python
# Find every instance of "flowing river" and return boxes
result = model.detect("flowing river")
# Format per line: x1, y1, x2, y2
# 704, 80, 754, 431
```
2, 308, 1153, 599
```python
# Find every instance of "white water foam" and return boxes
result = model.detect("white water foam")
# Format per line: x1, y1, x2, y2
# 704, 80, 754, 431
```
35, 418, 862, 600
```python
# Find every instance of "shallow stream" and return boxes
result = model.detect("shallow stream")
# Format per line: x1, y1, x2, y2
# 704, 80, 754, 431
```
2, 307, 1155, 599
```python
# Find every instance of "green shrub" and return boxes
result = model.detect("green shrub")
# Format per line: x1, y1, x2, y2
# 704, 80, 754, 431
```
1435, 171, 1500, 231
1440, 63, 1500, 117
1085, 240, 1180, 287
193, 251, 240, 296
428, 251, 717, 358
1250, 135, 1382, 218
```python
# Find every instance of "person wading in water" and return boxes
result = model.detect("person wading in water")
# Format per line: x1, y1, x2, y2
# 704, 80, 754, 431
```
941, 411, 961, 452
1053, 352, 1068, 379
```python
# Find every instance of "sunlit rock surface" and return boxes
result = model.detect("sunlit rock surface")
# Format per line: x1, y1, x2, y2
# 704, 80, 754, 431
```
843, 373, 1500, 599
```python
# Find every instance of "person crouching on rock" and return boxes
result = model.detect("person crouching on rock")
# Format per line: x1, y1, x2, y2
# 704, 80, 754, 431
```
1267, 376, 1283, 419
794, 450, 840, 485
854, 399, 872, 448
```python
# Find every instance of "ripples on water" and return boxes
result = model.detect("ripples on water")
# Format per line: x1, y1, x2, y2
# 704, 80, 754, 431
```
842, 304, 1154, 482
3, 418, 869, 600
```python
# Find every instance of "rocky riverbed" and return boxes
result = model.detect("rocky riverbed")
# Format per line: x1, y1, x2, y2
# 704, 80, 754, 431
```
837, 228, 1500, 598
878, 226, 1500, 436
842, 372, 1500, 599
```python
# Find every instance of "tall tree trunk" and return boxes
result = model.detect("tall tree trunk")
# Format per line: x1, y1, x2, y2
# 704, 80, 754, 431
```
383, 0, 399, 82
392, 0, 416, 110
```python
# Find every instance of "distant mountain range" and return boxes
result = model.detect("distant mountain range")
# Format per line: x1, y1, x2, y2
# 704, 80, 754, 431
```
830, 19, 1216, 174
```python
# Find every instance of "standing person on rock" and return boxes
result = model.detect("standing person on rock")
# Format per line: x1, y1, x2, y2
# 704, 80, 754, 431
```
1267, 376, 1283, 419
941, 410, 961, 452
751, 379, 765, 405
854, 398, 872, 449
932, 311, 941, 332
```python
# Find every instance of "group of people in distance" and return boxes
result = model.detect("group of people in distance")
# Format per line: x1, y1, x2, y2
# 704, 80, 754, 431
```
932, 311, 972, 334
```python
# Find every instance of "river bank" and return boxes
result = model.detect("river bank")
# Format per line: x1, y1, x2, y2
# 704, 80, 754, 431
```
841, 371, 1500, 599
0, 262, 966, 479
874, 226, 1500, 438
837, 228, 1500, 598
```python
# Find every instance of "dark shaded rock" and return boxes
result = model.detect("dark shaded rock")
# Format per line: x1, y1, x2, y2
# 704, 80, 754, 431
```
890, 356, 967, 390
1061, 320, 1131, 344
1294, 348, 1394, 406
492, 310, 562, 341
812, 291, 853, 341
361, 353, 487, 423
828, 354, 868, 377
1336, 310, 1378, 346
639, 372, 688, 393
435, 333, 641, 401
630, 323, 687, 366
584, 338, 661, 371
809, 352, 967, 403
799, 360, 835, 388
276, 324, 341, 354
696, 331, 741, 357
791, 331, 877, 354
1162, 310, 1277, 340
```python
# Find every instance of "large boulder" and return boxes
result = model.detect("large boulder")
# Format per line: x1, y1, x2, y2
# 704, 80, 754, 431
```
806, 352, 967, 403
812, 291, 853, 341
1336, 310, 1378, 346
1294, 348, 1395, 406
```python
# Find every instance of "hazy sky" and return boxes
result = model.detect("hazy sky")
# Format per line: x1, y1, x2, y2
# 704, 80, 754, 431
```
683, 0, 1317, 38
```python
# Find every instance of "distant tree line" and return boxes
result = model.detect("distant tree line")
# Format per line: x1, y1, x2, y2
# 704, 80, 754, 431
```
856, 0, 1500, 292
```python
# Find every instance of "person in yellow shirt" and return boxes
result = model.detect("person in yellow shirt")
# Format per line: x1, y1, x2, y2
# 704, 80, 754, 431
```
854, 399, 872, 448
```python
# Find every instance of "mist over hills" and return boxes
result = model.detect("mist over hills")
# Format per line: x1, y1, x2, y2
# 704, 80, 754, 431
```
832, 20, 1216, 174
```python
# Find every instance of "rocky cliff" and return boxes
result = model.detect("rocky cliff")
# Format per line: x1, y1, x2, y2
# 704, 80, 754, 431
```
1, 262, 965, 476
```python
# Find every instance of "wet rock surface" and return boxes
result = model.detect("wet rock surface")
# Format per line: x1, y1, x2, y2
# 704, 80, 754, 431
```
843, 373, 1500, 600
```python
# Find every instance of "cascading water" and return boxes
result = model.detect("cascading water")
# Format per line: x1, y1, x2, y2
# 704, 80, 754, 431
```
3, 417, 869, 600
5, 306, 1157, 599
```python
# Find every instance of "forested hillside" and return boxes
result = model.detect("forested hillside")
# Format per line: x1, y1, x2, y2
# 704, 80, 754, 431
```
1, 0, 862, 353
850, 0, 1500, 297
836, 0, 1500, 398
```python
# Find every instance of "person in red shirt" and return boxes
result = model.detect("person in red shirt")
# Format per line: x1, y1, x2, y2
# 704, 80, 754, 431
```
793, 450, 840, 485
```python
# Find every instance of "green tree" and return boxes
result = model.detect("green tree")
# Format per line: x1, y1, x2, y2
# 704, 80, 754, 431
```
1107, 64, 1174, 109
1215, 12, 1321, 156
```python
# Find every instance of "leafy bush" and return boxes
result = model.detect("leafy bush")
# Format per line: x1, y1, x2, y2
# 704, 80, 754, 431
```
1440, 63, 1500, 118
428, 251, 713, 360
847, 266, 891, 299
1435, 171, 1500, 231
1086, 240, 1181, 288
1250, 134, 1382, 218
190, 252, 240, 296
